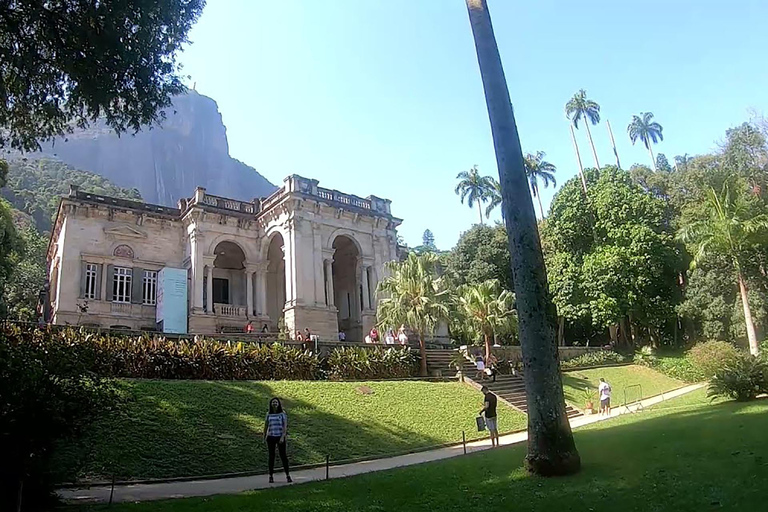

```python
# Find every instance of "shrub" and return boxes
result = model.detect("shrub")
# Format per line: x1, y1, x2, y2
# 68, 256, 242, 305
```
633, 353, 704, 382
708, 353, 768, 401
688, 341, 742, 378
326, 346, 416, 380
560, 350, 627, 370
0, 328, 118, 510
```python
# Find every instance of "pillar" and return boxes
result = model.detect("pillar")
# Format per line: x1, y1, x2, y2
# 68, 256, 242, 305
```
189, 232, 204, 311
361, 265, 371, 311
324, 258, 335, 307
256, 265, 267, 316
246, 268, 254, 316
206, 265, 214, 313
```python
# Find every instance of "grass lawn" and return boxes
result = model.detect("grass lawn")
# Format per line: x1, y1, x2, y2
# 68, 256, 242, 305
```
562, 365, 684, 409
85, 391, 768, 512
53, 380, 527, 482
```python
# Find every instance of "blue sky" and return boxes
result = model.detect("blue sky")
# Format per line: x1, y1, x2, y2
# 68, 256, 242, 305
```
179, 0, 768, 249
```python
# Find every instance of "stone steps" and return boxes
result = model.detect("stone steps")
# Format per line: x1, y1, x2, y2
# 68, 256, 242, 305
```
425, 349, 583, 419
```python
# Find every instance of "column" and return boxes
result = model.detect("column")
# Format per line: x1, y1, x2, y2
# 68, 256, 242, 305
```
256, 265, 267, 316
361, 265, 371, 311
206, 266, 214, 313
324, 258, 335, 307
246, 269, 254, 316
190, 232, 204, 311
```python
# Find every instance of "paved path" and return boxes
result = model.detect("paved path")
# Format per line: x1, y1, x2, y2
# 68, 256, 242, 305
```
60, 383, 704, 505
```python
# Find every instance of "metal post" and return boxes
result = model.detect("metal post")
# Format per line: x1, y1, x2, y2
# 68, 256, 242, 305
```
462, 431, 467, 455
325, 455, 330, 480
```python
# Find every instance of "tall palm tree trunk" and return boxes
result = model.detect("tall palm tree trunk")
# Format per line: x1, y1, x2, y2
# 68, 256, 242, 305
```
606, 120, 621, 169
533, 185, 545, 219
465, 0, 580, 476
647, 144, 657, 171
738, 273, 760, 356
569, 124, 588, 195
477, 201, 484, 225
584, 122, 600, 169
418, 331, 428, 376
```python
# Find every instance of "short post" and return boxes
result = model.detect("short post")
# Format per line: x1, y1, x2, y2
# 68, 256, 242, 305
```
462, 431, 467, 455
109, 473, 116, 506
325, 455, 330, 480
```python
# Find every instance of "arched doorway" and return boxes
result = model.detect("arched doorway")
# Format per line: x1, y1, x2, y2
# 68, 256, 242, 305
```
333, 235, 362, 341
212, 241, 246, 309
266, 233, 286, 329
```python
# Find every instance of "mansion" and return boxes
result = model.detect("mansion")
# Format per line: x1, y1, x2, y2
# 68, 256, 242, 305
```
45, 175, 402, 341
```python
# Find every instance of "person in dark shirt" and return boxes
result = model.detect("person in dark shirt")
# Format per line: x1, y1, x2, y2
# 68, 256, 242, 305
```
480, 386, 499, 447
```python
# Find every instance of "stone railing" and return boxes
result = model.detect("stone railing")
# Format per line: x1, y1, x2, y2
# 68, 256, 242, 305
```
316, 186, 372, 210
199, 193, 257, 214
280, 175, 393, 215
260, 188, 285, 211
69, 186, 180, 216
215, 303, 247, 317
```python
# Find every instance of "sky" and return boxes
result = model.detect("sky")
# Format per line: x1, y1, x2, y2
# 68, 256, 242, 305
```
178, 0, 768, 249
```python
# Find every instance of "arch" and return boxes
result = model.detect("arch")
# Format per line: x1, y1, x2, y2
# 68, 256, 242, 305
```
213, 241, 246, 270
259, 226, 288, 261
332, 235, 362, 341
113, 244, 134, 259
206, 235, 251, 262
326, 228, 365, 255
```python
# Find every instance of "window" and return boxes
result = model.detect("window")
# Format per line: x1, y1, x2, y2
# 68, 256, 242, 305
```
112, 267, 132, 303
84, 263, 98, 300
213, 278, 230, 304
143, 270, 158, 305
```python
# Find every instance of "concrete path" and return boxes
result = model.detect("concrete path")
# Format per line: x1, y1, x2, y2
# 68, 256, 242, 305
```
59, 383, 704, 505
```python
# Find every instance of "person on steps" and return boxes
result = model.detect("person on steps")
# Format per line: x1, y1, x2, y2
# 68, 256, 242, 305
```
480, 386, 499, 447
263, 397, 292, 483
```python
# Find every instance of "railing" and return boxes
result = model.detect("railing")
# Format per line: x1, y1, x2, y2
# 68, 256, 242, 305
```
215, 304, 248, 317
260, 188, 286, 211
316, 186, 372, 210
200, 194, 256, 214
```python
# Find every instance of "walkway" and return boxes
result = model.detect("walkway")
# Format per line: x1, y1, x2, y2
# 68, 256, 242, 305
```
59, 383, 704, 505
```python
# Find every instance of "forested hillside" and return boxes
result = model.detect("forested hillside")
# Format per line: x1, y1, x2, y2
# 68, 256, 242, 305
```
1, 158, 142, 233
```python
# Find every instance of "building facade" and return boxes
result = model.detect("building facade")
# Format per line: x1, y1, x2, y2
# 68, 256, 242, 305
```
46, 175, 401, 341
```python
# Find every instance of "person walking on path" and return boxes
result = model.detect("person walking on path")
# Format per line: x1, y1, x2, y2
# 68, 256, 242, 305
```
262, 397, 292, 483
598, 378, 612, 417
480, 386, 499, 447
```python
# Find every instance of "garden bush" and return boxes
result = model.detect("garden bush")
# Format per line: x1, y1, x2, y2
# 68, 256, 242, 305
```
326, 346, 417, 380
688, 341, 742, 378
0, 327, 118, 511
633, 353, 704, 382
708, 353, 768, 401
560, 350, 627, 370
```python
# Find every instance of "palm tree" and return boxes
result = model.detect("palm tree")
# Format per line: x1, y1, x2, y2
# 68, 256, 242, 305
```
376, 252, 452, 376
524, 151, 557, 219
455, 165, 494, 224
565, 89, 601, 169
457, 280, 514, 361
678, 182, 768, 356
484, 178, 502, 219
465, 0, 580, 476
628, 112, 664, 171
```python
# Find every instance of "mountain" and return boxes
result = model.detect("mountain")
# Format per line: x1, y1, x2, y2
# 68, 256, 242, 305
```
2, 158, 143, 233
36, 90, 276, 206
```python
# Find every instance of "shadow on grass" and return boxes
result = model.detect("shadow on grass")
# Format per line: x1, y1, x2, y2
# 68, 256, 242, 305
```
52, 380, 446, 483
94, 399, 768, 512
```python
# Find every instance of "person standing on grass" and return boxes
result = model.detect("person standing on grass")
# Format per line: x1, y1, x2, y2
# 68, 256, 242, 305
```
480, 386, 499, 447
263, 397, 292, 483
599, 378, 612, 416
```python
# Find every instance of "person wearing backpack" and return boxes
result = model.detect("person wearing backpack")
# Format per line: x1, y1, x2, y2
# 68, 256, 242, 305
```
598, 378, 612, 416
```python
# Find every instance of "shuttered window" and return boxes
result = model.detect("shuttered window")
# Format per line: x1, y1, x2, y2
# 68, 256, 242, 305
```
112, 267, 132, 303
84, 263, 98, 300
142, 270, 158, 305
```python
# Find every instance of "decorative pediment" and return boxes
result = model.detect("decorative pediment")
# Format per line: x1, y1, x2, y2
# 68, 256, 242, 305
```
104, 225, 147, 239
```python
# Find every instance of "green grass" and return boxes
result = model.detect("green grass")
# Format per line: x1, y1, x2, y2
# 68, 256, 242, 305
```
86, 392, 768, 512
562, 365, 684, 409
53, 380, 527, 482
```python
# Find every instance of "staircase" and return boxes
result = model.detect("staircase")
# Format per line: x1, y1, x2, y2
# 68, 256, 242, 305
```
425, 349, 582, 419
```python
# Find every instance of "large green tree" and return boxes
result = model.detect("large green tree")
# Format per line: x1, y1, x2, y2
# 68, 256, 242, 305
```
455, 165, 494, 224
376, 252, 451, 376
628, 112, 664, 171
0, 200, 24, 314
1, 227, 46, 321
466, 0, 580, 476
524, 151, 557, 218
0, 0, 205, 152
565, 89, 601, 169
456, 279, 515, 360
445, 224, 513, 291
678, 181, 768, 355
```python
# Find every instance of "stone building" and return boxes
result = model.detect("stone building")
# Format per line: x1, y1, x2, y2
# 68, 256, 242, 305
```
46, 175, 402, 341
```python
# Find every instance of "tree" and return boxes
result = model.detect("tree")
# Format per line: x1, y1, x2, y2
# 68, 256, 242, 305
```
656, 153, 672, 173
456, 280, 515, 360
422, 229, 436, 251
678, 181, 768, 355
376, 252, 451, 376
455, 165, 494, 224
445, 224, 514, 291
484, 178, 503, 219
628, 112, 664, 171
465, 0, 580, 476
524, 151, 557, 218
2, 227, 47, 321
565, 89, 601, 169
0, 200, 24, 313
0, 0, 206, 152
